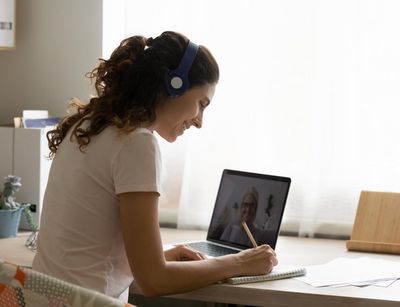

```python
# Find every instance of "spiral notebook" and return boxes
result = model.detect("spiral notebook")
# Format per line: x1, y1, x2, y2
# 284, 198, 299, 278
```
226, 265, 306, 285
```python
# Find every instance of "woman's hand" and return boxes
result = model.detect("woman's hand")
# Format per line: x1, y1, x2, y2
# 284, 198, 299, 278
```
164, 244, 206, 261
234, 244, 278, 276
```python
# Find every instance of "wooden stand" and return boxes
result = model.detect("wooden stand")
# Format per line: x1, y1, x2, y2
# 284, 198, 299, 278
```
346, 191, 400, 254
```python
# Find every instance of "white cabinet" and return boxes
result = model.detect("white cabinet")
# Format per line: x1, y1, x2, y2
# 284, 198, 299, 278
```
0, 127, 13, 177
0, 127, 52, 229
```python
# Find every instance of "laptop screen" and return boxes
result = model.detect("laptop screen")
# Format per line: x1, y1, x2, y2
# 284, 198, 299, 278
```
207, 169, 291, 249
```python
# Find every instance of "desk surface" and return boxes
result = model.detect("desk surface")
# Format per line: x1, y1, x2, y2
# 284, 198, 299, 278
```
139, 228, 400, 307
2, 229, 400, 307
0, 232, 35, 266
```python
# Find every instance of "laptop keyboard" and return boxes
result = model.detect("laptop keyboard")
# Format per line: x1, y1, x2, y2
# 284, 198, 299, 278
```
187, 241, 240, 257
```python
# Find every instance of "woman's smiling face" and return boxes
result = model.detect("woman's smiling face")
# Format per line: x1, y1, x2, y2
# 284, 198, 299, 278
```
153, 84, 216, 142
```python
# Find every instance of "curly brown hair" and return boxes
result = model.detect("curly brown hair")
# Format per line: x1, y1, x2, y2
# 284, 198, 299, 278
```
47, 31, 219, 157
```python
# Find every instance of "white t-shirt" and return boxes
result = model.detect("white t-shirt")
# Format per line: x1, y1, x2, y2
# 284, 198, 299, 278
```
32, 127, 162, 299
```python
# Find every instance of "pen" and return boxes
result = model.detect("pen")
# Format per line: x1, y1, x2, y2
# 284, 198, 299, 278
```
241, 221, 258, 248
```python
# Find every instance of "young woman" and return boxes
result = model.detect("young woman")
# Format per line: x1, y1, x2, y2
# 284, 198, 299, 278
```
32, 31, 278, 302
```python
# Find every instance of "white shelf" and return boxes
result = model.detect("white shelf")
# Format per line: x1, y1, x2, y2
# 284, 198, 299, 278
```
0, 127, 52, 229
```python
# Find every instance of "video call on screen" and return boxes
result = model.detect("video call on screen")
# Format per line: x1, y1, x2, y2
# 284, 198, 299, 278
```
208, 172, 290, 248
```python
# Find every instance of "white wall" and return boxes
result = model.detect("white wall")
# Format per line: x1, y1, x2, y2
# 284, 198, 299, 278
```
0, 0, 102, 124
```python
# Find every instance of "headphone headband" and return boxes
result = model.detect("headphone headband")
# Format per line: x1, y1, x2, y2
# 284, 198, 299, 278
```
165, 41, 199, 96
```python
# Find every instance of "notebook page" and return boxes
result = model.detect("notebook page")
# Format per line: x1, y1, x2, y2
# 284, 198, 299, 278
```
226, 265, 306, 285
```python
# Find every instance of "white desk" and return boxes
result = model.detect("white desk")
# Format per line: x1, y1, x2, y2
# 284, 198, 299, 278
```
0, 232, 35, 266
134, 228, 400, 307
1, 229, 400, 307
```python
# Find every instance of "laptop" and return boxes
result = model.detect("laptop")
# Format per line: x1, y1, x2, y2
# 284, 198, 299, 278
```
184, 169, 291, 257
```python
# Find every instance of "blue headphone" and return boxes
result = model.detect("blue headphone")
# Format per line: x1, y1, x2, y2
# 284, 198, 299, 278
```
165, 41, 199, 97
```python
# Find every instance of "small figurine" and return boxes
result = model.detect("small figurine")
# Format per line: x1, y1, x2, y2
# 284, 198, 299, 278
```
0, 175, 38, 250
0, 175, 22, 210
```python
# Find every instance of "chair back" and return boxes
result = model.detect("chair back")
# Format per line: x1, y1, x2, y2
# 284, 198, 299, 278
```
0, 259, 135, 306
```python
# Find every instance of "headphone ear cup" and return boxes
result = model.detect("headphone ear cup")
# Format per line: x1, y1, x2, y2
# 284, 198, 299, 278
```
165, 70, 189, 96
165, 41, 199, 97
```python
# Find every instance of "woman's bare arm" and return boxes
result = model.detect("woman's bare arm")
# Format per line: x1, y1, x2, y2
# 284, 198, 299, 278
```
119, 192, 277, 297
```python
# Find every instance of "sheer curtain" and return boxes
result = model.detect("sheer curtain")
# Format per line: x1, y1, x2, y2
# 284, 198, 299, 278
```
104, 0, 400, 237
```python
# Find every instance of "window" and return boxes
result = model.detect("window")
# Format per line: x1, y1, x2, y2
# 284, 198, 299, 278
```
103, 0, 400, 237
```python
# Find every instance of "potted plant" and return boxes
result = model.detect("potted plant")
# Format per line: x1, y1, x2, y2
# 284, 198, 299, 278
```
0, 175, 38, 241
